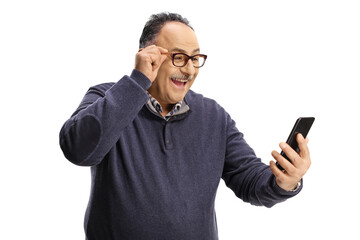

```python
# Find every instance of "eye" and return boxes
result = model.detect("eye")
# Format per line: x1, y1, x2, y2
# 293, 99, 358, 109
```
192, 56, 199, 62
174, 55, 184, 60
172, 54, 188, 65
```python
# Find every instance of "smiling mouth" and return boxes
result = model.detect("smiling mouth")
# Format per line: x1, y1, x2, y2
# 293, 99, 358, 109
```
170, 77, 189, 88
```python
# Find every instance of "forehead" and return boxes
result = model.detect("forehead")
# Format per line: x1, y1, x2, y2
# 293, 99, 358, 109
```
155, 22, 200, 53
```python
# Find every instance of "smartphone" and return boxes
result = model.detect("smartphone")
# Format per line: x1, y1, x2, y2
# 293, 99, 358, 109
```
276, 117, 315, 170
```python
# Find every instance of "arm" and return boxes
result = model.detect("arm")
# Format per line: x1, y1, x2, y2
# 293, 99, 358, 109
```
59, 70, 151, 166
222, 115, 302, 208
59, 45, 168, 166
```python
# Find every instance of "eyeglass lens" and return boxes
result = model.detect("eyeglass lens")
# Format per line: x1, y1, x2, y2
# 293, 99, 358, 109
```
172, 53, 206, 67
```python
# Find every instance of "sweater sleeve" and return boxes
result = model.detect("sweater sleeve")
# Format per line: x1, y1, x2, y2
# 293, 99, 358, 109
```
59, 69, 151, 166
221, 114, 302, 208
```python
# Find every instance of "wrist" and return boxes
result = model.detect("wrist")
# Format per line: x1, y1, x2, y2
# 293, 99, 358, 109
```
288, 181, 301, 192
276, 179, 302, 192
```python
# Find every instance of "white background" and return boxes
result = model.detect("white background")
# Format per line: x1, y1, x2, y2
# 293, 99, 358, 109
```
1, 0, 359, 239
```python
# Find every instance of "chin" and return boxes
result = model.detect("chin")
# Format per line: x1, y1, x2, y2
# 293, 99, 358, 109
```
169, 90, 189, 103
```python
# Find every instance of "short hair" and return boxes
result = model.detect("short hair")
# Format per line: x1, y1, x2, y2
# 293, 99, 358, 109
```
139, 12, 194, 49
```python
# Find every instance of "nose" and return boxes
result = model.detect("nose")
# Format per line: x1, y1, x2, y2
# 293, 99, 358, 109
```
180, 59, 197, 76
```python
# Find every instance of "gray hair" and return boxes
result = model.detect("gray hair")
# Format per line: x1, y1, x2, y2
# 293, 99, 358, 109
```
139, 12, 194, 49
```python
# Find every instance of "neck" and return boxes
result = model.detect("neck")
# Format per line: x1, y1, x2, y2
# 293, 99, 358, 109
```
146, 91, 177, 117
160, 103, 173, 117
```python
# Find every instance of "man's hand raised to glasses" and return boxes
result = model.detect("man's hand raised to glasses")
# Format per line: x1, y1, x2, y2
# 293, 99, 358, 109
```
135, 45, 168, 82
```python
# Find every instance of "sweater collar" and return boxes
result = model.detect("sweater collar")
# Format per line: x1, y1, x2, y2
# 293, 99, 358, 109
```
146, 92, 190, 120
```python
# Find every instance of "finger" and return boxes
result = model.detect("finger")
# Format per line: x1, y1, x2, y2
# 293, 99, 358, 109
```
297, 133, 310, 159
269, 160, 285, 178
271, 150, 295, 174
158, 51, 168, 65
135, 45, 169, 81
157, 46, 168, 54
154, 47, 168, 66
151, 53, 167, 71
152, 46, 167, 60
279, 142, 302, 167
297, 134, 311, 169
141, 48, 163, 67
144, 45, 168, 55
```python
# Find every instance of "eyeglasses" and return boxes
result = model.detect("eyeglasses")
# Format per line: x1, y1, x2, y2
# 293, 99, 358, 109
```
167, 53, 207, 68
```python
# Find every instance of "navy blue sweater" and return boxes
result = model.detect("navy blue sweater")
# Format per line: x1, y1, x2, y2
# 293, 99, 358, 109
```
59, 70, 301, 240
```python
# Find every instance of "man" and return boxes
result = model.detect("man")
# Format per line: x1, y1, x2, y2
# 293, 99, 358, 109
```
59, 12, 311, 240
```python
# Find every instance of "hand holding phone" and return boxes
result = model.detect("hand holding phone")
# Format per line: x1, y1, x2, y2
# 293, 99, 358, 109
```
276, 117, 315, 170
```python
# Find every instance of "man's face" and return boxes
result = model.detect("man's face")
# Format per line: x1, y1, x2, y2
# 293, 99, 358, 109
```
147, 22, 200, 106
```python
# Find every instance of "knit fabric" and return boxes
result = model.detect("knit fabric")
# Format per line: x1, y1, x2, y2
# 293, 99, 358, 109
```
59, 69, 301, 240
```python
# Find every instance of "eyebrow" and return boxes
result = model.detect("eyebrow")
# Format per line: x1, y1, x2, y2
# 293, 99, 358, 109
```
171, 47, 200, 54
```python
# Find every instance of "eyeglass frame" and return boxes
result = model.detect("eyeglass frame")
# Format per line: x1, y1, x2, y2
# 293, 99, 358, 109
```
166, 52, 208, 68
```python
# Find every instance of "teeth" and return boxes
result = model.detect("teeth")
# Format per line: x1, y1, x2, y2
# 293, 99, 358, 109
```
172, 78, 188, 83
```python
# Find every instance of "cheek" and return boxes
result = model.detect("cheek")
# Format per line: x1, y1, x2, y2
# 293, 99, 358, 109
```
155, 70, 170, 86
187, 80, 195, 90
190, 71, 199, 84
194, 70, 199, 79
157, 64, 175, 81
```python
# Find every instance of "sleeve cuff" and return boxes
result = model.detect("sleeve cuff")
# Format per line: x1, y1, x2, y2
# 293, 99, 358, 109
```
130, 69, 152, 90
273, 178, 303, 196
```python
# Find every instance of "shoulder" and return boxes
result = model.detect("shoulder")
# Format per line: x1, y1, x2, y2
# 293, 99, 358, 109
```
185, 90, 227, 115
